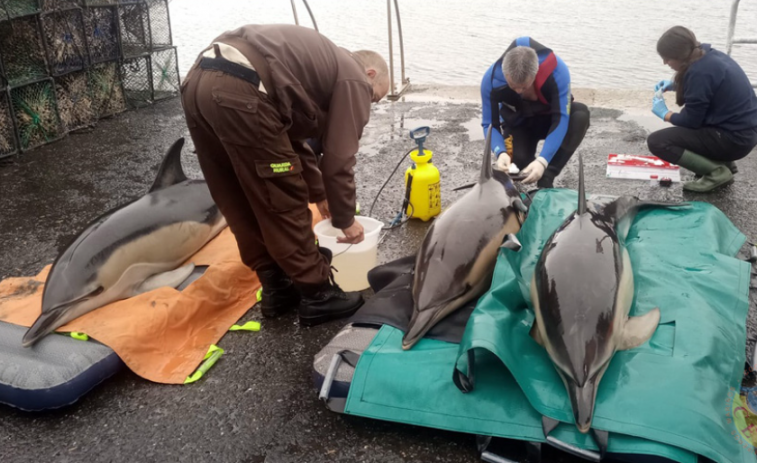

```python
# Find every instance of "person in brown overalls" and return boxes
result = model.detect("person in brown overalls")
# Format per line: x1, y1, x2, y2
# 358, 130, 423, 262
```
180, 24, 389, 326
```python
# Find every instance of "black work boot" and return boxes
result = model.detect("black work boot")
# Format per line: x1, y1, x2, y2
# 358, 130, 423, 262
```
256, 264, 300, 318
296, 247, 364, 326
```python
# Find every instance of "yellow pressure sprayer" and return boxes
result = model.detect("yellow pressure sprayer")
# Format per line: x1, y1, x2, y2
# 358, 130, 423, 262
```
400, 127, 441, 222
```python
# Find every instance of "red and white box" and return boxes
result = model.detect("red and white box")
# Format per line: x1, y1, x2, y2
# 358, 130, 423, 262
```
606, 154, 681, 182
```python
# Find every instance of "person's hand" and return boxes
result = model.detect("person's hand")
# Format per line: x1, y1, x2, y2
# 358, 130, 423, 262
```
495, 152, 511, 171
654, 79, 674, 93
652, 96, 670, 121
521, 157, 548, 184
338, 220, 364, 244
316, 199, 330, 219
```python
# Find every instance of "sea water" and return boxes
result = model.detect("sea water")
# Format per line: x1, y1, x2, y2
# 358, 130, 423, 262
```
171, 0, 757, 89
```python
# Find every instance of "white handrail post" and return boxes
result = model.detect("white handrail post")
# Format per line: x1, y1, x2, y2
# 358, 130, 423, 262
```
386, 0, 410, 101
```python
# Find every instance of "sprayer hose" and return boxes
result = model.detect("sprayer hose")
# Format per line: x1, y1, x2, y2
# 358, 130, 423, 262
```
367, 147, 416, 222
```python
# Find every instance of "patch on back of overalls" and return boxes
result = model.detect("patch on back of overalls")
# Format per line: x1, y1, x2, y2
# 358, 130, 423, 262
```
255, 157, 303, 178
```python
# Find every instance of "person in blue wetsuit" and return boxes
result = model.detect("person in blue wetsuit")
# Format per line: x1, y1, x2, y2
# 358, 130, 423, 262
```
648, 26, 757, 192
481, 37, 590, 188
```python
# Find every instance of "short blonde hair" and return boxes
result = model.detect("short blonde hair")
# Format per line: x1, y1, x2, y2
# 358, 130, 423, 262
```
352, 50, 389, 79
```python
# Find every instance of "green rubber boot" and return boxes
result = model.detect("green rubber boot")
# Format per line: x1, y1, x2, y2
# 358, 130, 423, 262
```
677, 150, 734, 192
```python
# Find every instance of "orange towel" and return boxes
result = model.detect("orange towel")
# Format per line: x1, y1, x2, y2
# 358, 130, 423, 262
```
0, 204, 324, 385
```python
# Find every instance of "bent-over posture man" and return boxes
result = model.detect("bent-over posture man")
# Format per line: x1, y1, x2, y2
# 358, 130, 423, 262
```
180, 24, 390, 326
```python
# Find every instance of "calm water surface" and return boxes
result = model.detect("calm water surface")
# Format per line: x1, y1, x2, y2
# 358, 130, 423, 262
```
168, 0, 757, 89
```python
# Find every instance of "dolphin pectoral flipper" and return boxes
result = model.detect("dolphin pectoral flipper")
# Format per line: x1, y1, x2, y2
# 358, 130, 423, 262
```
500, 233, 522, 251
513, 197, 528, 214
529, 319, 544, 347
618, 307, 661, 351
132, 263, 197, 296
542, 415, 560, 437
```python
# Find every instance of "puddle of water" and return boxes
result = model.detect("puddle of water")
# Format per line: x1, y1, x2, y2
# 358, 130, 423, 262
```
462, 117, 485, 141
358, 143, 381, 158
617, 110, 668, 134
400, 118, 443, 132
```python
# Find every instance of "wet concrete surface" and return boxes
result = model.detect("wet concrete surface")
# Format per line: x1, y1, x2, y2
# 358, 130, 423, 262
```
1, 88, 757, 462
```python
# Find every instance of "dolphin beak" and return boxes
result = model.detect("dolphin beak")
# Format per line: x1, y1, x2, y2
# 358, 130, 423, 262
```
402, 309, 439, 350
21, 306, 69, 348
567, 378, 598, 434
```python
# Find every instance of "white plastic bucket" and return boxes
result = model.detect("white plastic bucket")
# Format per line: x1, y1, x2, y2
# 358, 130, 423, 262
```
314, 216, 384, 291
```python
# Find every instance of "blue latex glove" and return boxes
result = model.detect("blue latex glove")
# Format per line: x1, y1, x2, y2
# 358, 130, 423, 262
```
652, 96, 670, 120
654, 79, 674, 92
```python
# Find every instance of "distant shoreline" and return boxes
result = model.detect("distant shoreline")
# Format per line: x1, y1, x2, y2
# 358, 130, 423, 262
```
398, 84, 668, 112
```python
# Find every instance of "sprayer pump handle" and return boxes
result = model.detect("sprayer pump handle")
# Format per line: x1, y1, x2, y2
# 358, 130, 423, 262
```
409, 126, 430, 142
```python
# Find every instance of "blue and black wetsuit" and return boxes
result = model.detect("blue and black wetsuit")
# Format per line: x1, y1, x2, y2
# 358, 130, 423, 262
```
648, 43, 757, 164
481, 37, 590, 186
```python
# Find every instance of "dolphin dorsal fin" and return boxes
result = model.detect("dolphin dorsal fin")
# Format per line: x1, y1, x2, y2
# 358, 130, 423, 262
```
480, 125, 494, 183
149, 138, 187, 193
578, 150, 587, 215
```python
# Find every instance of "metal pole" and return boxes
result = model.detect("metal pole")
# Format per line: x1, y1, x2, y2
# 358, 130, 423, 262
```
290, 0, 299, 26
302, 0, 318, 32
387, 0, 395, 96
726, 0, 741, 55
393, 0, 405, 83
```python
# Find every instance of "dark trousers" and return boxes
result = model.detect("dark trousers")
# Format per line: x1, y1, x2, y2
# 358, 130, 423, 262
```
510, 102, 591, 183
647, 126, 757, 164
179, 65, 330, 288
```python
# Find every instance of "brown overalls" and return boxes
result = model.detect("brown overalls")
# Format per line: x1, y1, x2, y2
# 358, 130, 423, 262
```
179, 24, 372, 288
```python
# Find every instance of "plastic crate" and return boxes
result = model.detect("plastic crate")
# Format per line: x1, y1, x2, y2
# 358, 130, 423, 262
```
0, 0, 40, 20
149, 46, 178, 101
0, 15, 49, 86
83, 6, 120, 64
120, 54, 151, 109
88, 60, 125, 118
41, 8, 90, 76
10, 78, 65, 152
39, 0, 82, 11
118, 0, 170, 57
55, 70, 97, 132
0, 89, 19, 159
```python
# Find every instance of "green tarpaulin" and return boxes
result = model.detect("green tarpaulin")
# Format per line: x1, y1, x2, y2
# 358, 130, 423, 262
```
344, 189, 754, 463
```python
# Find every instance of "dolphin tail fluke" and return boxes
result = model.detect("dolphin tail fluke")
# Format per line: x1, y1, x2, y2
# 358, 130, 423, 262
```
568, 380, 598, 434
618, 307, 661, 350
149, 138, 187, 193
578, 151, 587, 216
480, 125, 493, 183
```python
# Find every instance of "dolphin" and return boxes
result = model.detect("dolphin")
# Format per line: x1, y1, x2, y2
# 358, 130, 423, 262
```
402, 125, 528, 350
528, 150, 688, 449
21, 138, 227, 347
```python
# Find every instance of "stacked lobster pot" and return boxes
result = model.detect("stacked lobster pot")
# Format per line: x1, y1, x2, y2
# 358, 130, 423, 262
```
0, 0, 179, 158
